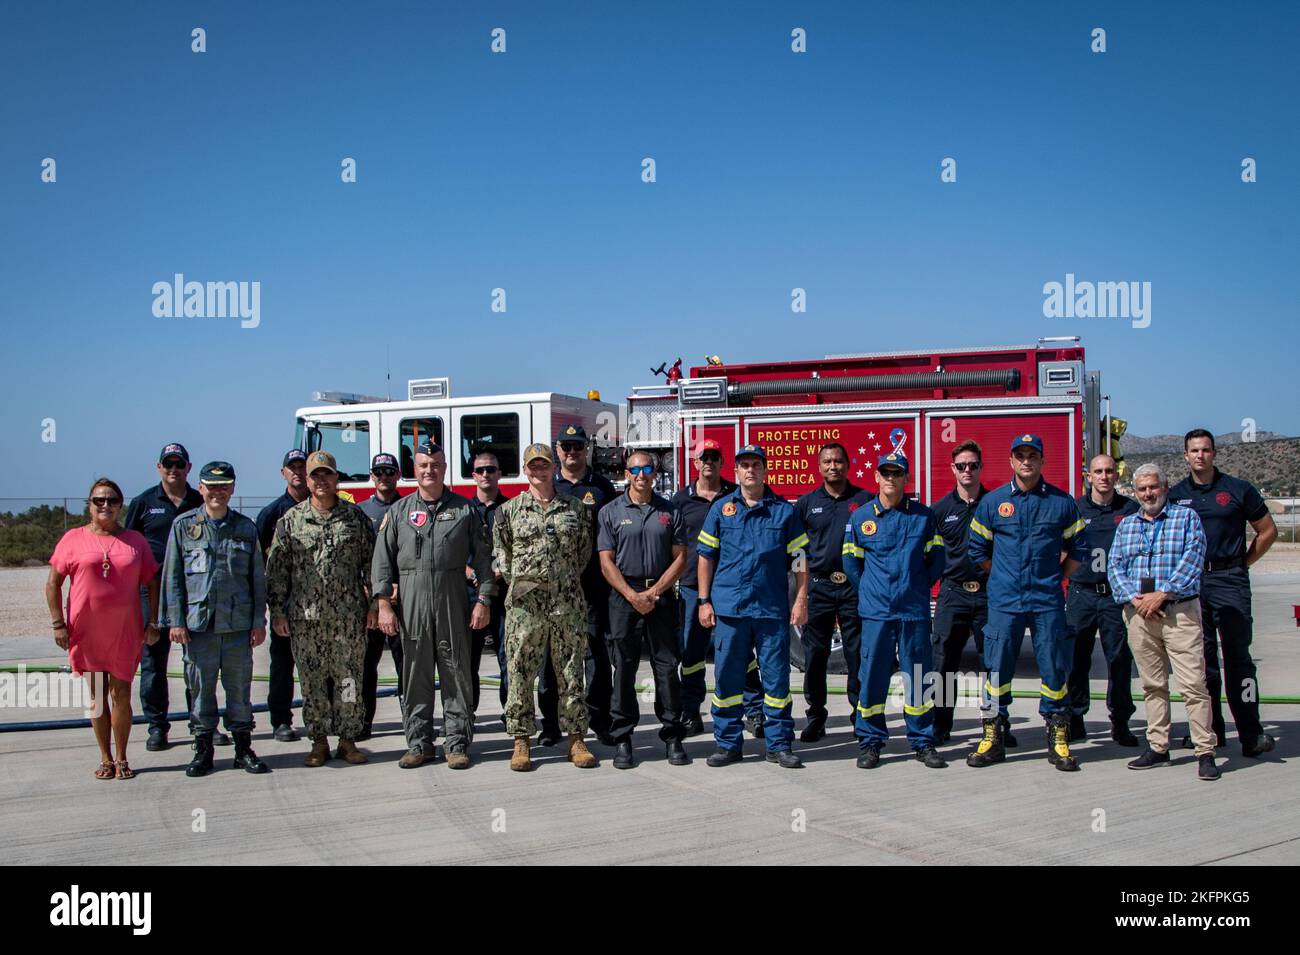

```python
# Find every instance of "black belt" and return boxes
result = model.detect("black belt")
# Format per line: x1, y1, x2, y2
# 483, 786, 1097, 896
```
626, 577, 660, 591
812, 573, 851, 585
1205, 557, 1244, 572
943, 578, 984, 593
1071, 580, 1111, 596
1160, 595, 1199, 611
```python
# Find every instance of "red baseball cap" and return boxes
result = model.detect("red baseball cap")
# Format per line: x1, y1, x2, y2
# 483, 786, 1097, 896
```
694, 438, 722, 456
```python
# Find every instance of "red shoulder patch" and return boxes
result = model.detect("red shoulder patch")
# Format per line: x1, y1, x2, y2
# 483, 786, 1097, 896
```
997, 502, 1015, 518
1216, 491, 1231, 507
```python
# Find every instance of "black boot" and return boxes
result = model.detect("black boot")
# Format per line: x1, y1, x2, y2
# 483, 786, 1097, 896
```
999, 714, 1018, 748
232, 731, 269, 774
1110, 720, 1139, 747
1068, 714, 1087, 742
966, 718, 1004, 768
186, 733, 215, 777
1046, 714, 1080, 772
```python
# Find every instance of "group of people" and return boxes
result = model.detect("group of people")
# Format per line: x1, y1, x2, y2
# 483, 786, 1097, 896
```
44, 426, 1278, 783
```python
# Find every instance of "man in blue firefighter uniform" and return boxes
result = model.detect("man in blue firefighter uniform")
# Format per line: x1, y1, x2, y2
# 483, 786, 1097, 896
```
967, 434, 1088, 772
842, 453, 947, 769
695, 444, 809, 769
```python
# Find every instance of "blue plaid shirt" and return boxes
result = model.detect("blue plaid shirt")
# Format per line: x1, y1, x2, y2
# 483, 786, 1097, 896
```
1107, 502, 1206, 604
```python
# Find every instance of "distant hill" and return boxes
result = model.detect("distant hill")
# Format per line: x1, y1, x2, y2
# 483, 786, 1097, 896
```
1124, 436, 1300, 496
1123, 431, 1290, 455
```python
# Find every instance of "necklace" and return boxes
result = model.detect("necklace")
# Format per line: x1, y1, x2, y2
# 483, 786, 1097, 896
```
86, 526, 117, 578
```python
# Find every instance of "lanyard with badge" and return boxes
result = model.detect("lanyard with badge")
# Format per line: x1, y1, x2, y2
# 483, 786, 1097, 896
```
1139, 514, 1164, 593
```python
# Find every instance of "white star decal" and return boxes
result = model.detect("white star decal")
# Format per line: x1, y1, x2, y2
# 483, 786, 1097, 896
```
865, 462, 873, 469
867, 432, 875, 440
856, 470, 864, 478
858, 447, 866, 454
873, 443, 881, 451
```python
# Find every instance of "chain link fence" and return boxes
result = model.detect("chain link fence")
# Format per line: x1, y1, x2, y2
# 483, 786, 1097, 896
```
0, 498, 279, 566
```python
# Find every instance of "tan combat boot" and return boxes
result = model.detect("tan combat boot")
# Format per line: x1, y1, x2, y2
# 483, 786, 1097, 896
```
336, 738, 369, 765
304, 735, 331, 767
567, 734, 598, 769
510, 736, 532, 772
446, 749, 471, 770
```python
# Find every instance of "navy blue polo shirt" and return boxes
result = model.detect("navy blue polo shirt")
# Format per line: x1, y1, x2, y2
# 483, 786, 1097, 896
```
793, 483, 872, 577
256, 491, 303, 560
359, 491, 401, 532
968, 479, 1087, 613
1169, 469, 1269, 563
697, 487, 808, 620
671, 479, 737, 589
556, 468, 618, 589
124, 482, 204, 572
842, 497, 945, 621
1070, 491, 1140, 585
931, 486, 989, 585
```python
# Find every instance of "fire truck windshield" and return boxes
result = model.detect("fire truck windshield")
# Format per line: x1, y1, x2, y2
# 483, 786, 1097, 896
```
296, 417, 372, 482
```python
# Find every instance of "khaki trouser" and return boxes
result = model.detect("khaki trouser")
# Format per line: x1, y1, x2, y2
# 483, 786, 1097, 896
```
1124, 599, 1216, 756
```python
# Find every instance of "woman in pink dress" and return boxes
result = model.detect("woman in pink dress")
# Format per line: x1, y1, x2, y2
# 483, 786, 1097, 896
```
44, 478, 161, 779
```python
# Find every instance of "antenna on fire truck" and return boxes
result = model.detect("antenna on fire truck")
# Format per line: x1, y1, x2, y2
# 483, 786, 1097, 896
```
386, 346, 392, 402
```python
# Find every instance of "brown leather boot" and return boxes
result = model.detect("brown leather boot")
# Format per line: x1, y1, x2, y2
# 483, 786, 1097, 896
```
510, 736, 532, 772
567, 734, 598, 769
446, 749, 471, 770
336, 738, 369, 765
304, 736, 331, 767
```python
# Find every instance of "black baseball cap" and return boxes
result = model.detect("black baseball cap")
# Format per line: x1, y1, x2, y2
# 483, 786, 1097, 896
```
371, 453, 399, 471
557, 424, 589, 446
282, 449, 308, 468
199, 461, 236, 485
159, 443, 190, 465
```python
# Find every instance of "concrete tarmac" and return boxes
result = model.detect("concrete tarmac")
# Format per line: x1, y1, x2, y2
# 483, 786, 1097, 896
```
2, 575, 1298, 865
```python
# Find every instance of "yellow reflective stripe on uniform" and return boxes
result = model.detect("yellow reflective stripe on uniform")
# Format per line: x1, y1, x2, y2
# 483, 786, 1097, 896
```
712, 693, 743, 708
786, 533, 810, 554
842, 542, 865, 558
904, 701, 935, 716
681, 660, 706, 676
1039, 683, 1068, 700
764, 693, 791, 709
746, 659, 759, 672
697, 530, 720, 548
985, 679, 1012, 696
856, 702, 885, 718
923, 535, 945, 553
969, 518, 993, 540
1062, 518, 1086, 540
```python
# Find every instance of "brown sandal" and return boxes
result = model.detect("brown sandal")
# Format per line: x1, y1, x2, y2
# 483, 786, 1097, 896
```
113, 759, 136, 780
95, 761, 115, 780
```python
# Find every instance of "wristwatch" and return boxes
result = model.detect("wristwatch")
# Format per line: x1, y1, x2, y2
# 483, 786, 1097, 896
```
476, 595, 492, 607
698, 596, 712, 605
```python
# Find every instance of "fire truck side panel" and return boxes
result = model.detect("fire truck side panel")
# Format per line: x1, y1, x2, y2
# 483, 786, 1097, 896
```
925, 407, 1078, 501
743, 413, 923, 499
678, 419, 741, 486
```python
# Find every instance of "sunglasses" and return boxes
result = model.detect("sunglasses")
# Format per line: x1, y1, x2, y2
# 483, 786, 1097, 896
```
372, 468, 398, 477
161, 461, 186, 471
878, 469, 906, 479
627, 465, 655, 476
473, 466, 500, 475
89, 497, 122, 507
698, 453, 722, 463
953, 462, 981, 472
558, 443, 586, 452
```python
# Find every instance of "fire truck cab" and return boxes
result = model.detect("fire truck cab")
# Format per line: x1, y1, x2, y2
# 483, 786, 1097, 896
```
626, 338, 1102, 503
293, 377, 619, 501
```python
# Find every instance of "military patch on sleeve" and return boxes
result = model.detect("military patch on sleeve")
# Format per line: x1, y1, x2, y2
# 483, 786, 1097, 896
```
860, 520, 877, 536
998, 502, 1015, 518
721, 501, 737, 517
582, 491, 595, 505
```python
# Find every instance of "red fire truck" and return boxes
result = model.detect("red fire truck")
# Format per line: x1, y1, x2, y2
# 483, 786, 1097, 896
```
626, 337, 1102, 502
293, 338, 1104, 503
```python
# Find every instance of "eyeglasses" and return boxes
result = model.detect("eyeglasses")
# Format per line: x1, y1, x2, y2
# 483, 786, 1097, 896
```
473, 466, 500, 475
89, 497, 122, 507
372, 468, 398, 477
161, 461, 186, 471
558, 443, 585, 453
627, 465, 655, 476
878, 470, 906, 480
953, 462, 981, 472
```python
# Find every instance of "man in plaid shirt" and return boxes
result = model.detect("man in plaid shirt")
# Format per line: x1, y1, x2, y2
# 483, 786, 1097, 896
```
1108, 463, 1219, 781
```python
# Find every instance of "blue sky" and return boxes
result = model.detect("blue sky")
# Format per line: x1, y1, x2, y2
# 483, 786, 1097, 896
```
2, 2, 1297, 498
